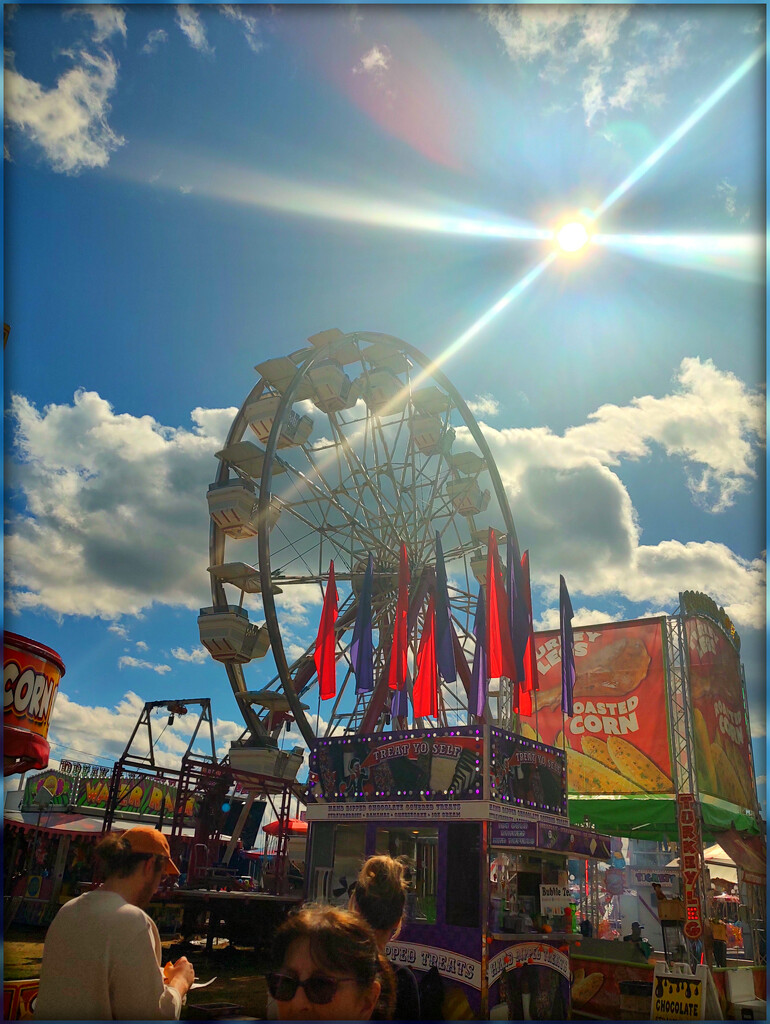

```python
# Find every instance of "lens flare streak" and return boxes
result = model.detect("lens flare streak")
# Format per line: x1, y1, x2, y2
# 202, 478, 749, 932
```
592, 233, 763, 281
593, 44, 765, 219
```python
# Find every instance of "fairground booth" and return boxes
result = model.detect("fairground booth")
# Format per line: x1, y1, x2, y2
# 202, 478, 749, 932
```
304, 590, 766, 1020
305, 724, 611, 1019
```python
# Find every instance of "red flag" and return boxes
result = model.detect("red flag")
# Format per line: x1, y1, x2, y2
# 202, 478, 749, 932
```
413, 593, 438, 719
387, 543, 410, 690
486, 529, 517, 681
521, 551, 538, 695
314, 560, 338, 699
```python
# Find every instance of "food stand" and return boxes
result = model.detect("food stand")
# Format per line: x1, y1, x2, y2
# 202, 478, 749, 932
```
305, 724, 611, 1019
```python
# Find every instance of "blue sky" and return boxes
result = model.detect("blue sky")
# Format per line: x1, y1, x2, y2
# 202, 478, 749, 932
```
4, 4, 766, 814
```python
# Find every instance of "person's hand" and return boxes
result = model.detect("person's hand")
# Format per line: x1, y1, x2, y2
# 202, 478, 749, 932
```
164, 957, 195, 995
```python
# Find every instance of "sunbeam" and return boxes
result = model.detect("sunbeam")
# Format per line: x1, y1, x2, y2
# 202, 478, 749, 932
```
593, 44, 765, 218
592, 233, 763, 283
379, 253, 558, 416
133, 154, 548, 242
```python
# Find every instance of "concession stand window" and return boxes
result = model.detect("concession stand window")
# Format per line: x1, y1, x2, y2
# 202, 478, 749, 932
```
376, 826, 438, 923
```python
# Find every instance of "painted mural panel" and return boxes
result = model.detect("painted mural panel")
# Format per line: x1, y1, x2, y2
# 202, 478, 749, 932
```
519, 618, 673, 796
686, 614, 754, 810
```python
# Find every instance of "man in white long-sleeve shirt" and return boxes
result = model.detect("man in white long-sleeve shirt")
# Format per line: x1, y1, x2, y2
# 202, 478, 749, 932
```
35, 825, 194, 1020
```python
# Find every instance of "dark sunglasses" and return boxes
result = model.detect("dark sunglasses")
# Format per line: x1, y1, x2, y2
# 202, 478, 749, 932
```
267, 971, 356, 1004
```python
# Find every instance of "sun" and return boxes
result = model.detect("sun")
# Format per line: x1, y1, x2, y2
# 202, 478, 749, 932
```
555, 220, 591, 254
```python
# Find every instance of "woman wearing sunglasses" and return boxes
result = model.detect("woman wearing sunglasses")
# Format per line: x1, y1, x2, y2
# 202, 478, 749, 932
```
349, 856, 421, 1022
269, 904, 395, 1020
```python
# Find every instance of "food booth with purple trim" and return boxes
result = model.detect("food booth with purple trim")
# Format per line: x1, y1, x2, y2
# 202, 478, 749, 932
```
305, 723, 611, 1019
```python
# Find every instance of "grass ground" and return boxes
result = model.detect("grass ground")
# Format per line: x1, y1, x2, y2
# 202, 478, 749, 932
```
4, 927, 269, 1019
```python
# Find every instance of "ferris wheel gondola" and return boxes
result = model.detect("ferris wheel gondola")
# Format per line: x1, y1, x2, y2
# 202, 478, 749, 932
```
201, 330, 520, 750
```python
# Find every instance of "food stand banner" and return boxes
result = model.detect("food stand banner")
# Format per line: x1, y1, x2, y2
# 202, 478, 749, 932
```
309, 726, 483, 802
489, 730, 566, 816
685, 608, 755, 811
651, 963, 708, 1020
519, 617, 674, 797
4, 632, 65, 774
22, 770, 199, 824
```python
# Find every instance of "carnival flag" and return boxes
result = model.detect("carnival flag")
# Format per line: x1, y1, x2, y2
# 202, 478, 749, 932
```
351, 554, 374, 693
387, 542, 410, 691
434, 532, 456, 683
507, 534, 529, 684
391, 684, 409, 719
486, 529, 517, 682
521, 551, 538, 694
469, 585, 488, 717
559, 574, 576, 716
314, 560, 338, 700
413, 593, 438, 719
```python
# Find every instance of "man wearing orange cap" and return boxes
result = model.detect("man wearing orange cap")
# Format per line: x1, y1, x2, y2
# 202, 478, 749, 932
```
36, 826, 195, 1020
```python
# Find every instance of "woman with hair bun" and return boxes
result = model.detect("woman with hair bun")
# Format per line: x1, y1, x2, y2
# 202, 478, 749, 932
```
350, 855, 421, 1021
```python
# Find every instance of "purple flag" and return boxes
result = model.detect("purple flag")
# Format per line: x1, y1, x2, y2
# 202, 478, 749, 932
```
559, 574, 576, 716
507, 534, 529, 684
434, 532, 456, 683
351, 554, 374, 693
469, 585, 488, 718
391, 684, 409, 720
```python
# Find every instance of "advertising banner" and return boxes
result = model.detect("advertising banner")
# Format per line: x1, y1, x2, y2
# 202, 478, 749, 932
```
22, 770, 199, 824
4, 632, 65, 772
309, 726, 483, 802
685, 614, 754, 810
676, 793, 703, 939
651, 963, 708, 1020
76, 776, 198, 823
519, 618, 673, 797
489, 730, 566, 816
22, 770, 73, 809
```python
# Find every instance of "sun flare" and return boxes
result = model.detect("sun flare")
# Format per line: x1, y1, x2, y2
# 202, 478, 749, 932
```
556, 221, 591, 253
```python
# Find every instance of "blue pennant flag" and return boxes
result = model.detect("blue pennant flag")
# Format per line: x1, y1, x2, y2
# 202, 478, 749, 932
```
507, 533, 528, 684
434, 532, 457, 683
351, 554, 374, 693
559, 574, 576, 716
469, 585, 488, 717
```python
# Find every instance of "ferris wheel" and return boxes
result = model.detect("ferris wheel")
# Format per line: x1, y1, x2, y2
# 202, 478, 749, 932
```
199, 329, 519, 750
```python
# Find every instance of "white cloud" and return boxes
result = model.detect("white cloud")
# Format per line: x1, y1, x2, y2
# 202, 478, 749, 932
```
467, 357, 765, 630
179, 185, 193, 195
171, 646, 209, 664
353, 45, 392, 76
483, 6, 689, 127
108, 623, 129, 639
716, 179, 750, 224
466, 394, 500, 418
141, 28, 168, 56
135, 640, 148, 651
118, 655, 171, 674
176, 5, 213, 55
46, 690, 248, 770
4, 49, 124, 173
66, 6, 127, 44
5, 362, 763, 643
5, 389, 238, 619
220, 5, 264, 54
535, 606, 625, 632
